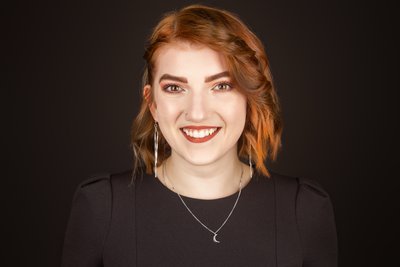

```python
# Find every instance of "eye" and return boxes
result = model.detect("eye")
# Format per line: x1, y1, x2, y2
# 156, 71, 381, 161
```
162, 84, 184, 93
212, 82, 233, 91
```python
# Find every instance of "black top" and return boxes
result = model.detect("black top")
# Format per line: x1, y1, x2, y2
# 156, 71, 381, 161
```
61, 170, 337, 267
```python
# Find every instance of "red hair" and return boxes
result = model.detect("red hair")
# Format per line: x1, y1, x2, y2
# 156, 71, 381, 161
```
131, 5, 282, 177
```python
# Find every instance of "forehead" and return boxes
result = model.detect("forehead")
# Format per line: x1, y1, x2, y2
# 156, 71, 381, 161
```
152, 42, 228, 79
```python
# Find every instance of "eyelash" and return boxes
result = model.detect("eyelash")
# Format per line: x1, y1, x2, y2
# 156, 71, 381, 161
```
212, 81, 234, 91
162, 84, 184, 93
161, 81, 234, 94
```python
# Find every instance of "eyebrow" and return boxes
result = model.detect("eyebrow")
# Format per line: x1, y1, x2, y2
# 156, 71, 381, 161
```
158, 74, 187, 83
205, 71, 230, 82
158, 71, 230, 84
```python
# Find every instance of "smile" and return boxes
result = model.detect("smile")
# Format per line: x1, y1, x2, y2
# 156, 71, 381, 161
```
180, 127, 221, 143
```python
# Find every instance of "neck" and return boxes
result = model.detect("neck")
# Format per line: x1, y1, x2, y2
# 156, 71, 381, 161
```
159, 151, 250, 200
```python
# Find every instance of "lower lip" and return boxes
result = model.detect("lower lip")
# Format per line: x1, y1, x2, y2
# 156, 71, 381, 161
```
181, 128, 221, 143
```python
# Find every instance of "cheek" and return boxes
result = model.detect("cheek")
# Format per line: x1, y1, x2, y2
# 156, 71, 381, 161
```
154, 98, 183, 122
221, 94, 247, 123
236, 101, 247, 130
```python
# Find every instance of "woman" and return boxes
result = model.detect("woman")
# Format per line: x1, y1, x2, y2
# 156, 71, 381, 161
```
62, 5, 337, 266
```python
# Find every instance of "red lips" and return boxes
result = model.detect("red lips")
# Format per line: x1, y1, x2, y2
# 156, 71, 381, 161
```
180, 126, 221, 143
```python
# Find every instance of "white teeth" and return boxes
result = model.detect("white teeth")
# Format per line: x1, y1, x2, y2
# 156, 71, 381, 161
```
182, 128, 218, 138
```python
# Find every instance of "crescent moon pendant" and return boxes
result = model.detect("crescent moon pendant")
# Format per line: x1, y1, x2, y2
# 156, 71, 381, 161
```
213, 233, 221, 243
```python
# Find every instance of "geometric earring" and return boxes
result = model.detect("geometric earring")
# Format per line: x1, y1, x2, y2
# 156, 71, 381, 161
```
154, 122, 159, 178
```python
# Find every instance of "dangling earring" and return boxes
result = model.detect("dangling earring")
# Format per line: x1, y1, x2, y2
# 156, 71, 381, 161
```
249, 147, 253, 178
154, 122, 159, 178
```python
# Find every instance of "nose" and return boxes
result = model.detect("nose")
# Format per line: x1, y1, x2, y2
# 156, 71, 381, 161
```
184, 90, 208, 122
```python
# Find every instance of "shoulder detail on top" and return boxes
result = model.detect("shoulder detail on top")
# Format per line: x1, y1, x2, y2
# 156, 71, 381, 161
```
269, 171, 330, 198
75, 170, 132, 194
71, 173, 111, 202
297, 177, 329, 198
78, 173, 111, 189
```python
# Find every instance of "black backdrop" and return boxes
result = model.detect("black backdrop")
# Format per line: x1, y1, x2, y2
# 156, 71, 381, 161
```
5, 0, 398, 266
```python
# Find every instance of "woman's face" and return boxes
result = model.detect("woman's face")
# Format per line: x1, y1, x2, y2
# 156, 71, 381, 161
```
147, 42, 247, 166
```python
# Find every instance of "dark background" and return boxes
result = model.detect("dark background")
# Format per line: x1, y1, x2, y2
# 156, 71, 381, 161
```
5, 0, 398, 266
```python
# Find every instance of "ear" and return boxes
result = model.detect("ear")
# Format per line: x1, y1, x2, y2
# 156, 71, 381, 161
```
143, 85, 158, 121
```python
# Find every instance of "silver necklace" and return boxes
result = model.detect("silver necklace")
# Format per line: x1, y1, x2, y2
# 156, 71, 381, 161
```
162, 162, 243, 244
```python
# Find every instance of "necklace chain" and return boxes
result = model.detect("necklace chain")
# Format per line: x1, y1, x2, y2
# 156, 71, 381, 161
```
162, 162, 243, 243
